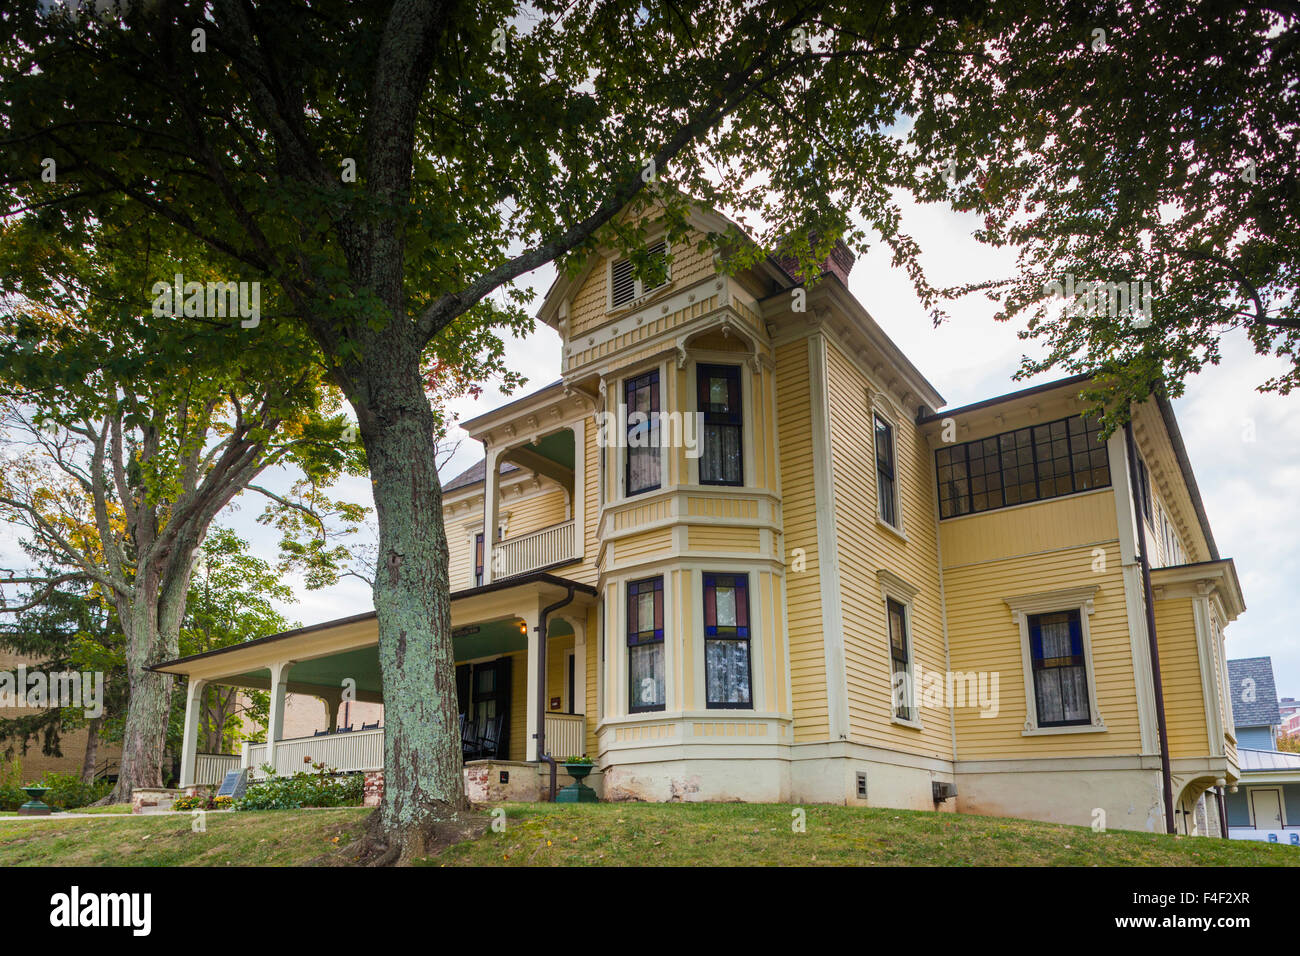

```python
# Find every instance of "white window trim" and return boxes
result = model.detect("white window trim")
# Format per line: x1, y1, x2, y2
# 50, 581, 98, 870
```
1004, 585, 1107, 736
870, 405, 905, 537
878, 569, 922, 730
606, 239, 672, 314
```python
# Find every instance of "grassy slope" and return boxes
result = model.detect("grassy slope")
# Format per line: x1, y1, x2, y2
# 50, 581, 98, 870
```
0, 802, 1296, 866
430, 803, 1300, 867
0, 808, 369, 866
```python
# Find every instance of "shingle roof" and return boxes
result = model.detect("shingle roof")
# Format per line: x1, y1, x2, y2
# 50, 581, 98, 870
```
443, 457, 520, 493
1227, 657, 1282, 728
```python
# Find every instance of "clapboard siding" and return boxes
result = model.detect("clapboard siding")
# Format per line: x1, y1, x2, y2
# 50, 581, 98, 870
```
824, 341, 952, 759
1154, 597, 1209, 757
943, 540, 1142, 759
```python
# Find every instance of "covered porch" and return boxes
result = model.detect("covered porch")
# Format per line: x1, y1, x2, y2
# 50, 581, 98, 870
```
152, 573, 597, 791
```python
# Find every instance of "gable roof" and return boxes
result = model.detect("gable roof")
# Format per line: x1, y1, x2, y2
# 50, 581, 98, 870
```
1227, 657, 1282, 728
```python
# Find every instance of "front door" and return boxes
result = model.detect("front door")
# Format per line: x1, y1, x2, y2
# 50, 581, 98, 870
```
1251, 788, 1284, 830
469, 657, 511, 759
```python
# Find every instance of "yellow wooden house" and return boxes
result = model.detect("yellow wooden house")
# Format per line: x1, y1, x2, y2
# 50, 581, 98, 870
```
157, 204, 1245, 834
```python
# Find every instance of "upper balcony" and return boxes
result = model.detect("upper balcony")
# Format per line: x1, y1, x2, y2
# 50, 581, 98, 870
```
447, 382, 597, 587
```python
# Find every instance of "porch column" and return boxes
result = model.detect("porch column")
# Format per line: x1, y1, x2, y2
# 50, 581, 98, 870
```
321, 689, 343, 732
265, 661, 290, 772
521, 602, 542, 761
482, 443, 503, 584
178, 677, 208, 788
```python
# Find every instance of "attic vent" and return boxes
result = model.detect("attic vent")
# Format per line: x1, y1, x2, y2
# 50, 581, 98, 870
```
610, 240, 668, 309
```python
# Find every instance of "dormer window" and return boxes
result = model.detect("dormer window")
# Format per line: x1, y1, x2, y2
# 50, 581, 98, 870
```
609, 240, 669, 310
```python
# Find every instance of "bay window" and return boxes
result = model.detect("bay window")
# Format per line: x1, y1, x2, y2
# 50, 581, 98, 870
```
698, 364, 743, 485
624, 370, 661, 496
703, 573, 752, 708
627, 576, 665, 712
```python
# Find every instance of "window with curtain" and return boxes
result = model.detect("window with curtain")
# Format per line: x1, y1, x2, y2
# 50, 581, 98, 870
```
698, 364, 743, 485
888, 598, 913, 721
624, 370, 661, 496
875, 415, 899, 527
627, 577, 665, 712
474, 532, 484, 587
1028, 610, 1090, 726
703, 573, 752, 708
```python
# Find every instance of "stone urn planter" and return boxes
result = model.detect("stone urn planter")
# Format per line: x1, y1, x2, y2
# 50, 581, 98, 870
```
556, 760, 598, 804
19, 785, 53, 816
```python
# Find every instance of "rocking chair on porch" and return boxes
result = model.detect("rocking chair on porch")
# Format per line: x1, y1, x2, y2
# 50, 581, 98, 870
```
475, 713, 506, 761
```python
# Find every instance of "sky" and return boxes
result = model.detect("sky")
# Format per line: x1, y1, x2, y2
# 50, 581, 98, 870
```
7, 193, 1295, 696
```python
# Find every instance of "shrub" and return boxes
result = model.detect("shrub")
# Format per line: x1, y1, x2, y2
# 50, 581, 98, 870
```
233, 762, 363, 811
35, 772, 112, 811
0, 758, 23, 812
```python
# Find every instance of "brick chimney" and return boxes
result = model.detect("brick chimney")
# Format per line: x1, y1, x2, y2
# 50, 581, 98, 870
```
775, 235, 856, 285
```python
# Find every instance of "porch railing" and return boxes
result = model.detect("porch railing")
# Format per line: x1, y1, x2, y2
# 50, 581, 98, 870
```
543, 713, 587, 760
195, 752, 241, 786
493, 520, 575, 580
243, 728, 384, 779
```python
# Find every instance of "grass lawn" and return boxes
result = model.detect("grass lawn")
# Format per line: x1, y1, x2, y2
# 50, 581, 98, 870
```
0, 807, 369, 866
430, 803, 1300, 867
0, 802, 1295, 866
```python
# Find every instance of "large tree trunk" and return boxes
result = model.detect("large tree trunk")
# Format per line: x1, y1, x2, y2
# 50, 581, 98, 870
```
80, 716, 102, 784
107, 593, 181, 802
351, 351, 468, 864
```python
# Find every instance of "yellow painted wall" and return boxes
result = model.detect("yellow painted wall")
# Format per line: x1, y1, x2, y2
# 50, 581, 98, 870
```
825, 341, 952, 759
774, 337, 828, 741
503, 485, 569, 540
940, 488, 1145, 758
546, 634, 575, 711
1153, 597, 1210, 757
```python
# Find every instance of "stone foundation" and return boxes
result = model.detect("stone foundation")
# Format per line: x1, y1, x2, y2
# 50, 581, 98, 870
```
131, 787, 180, 814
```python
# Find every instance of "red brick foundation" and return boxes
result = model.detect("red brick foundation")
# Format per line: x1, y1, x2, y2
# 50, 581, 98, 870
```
363, 770, 383, 807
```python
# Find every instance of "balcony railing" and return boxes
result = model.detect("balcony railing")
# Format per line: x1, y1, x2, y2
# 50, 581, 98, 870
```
492, 519, 575, 580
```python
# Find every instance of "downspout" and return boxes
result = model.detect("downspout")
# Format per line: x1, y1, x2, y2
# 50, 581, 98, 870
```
535, 584, 577, 802
1216, 787, 1230, 839
1124, 421, 1176, 835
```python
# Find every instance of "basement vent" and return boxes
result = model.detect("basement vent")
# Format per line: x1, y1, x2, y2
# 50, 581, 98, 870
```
932, 781, 957, 803
856, 771, 868, 799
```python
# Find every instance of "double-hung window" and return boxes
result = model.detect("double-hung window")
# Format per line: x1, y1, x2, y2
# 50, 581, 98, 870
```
1028, 609, 1090, 727
703, 573, 752, 708
888, 598, 913, 722
698, 364, 743, 485
473, 532, 485, 587
874, 415, 899, 528
624, 370, 661, 496
627, 577, 665, 712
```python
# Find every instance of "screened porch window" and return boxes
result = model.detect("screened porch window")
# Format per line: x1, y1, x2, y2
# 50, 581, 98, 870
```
624, 370, 661, 496
1028, 610, 1090, 727
698, 364, 743, 486
704, 573, 752, 708
627, 576, 665, 712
